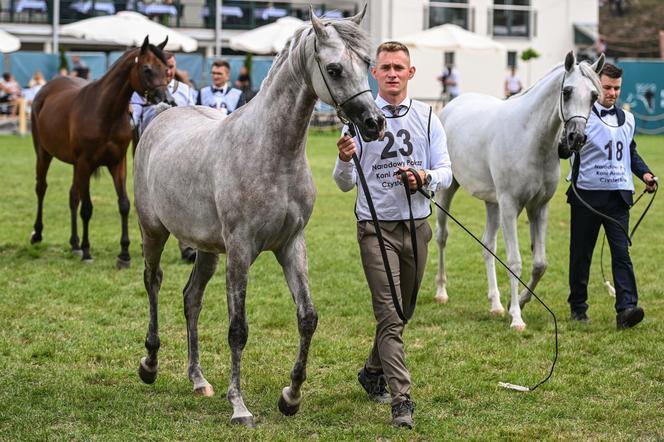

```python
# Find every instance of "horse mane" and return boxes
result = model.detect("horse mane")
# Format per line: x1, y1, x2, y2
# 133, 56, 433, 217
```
261, 18, 371, 89
510, 60, 601, 99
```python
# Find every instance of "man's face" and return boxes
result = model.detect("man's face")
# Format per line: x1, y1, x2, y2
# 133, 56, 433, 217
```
371, 50, 415, 98
599, 74, 621, 108
166, 56, 176, 83
211, 66, 230, 87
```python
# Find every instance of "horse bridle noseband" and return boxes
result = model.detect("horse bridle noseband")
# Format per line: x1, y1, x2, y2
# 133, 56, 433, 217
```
312, 37, 372, 127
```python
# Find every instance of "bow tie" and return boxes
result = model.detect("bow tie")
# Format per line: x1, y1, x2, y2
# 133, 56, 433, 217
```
212, 87, 226, 94
600, 108, 616, 117
384, 104, 403, 117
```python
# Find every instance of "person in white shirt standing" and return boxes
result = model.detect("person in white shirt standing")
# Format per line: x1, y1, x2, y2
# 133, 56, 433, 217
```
504, 66, 523, 98
333, 41, 453, 429
130, 51, 198, 262
197, 60, 245, 116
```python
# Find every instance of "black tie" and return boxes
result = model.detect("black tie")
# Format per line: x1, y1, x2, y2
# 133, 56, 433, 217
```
212, 87, 225, 94
384, 104, 401, 117
600, 108, 616, 117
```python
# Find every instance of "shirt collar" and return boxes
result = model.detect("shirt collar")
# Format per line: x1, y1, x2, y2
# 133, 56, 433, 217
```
375, 95, 410, 110
595, 102, 614, 112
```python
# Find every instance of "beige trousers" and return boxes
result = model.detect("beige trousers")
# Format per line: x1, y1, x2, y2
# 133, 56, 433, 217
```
357, 219, 432, 406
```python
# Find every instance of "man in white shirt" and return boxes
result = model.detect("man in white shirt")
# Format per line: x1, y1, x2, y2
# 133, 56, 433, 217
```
561, 63, 656, 329
504, 66, 523, 98
197, 60, 245, 115
333, 41, 453, 429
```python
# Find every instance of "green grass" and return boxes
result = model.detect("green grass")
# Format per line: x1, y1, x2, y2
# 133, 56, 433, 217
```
1, 132, 663, 441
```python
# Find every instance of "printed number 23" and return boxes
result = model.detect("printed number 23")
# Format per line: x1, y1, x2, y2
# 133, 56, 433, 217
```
381, 129, 414, 159
604, 140, 624, 161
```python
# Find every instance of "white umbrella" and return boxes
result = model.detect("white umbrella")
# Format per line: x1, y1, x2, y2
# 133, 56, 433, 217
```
60, 11, 197, 52
0, 28, 21, 53
398, 23, 505, 52
229, 16, 305, 54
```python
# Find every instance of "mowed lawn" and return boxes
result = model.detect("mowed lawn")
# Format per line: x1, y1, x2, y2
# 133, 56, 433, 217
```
0, 132, 663, 441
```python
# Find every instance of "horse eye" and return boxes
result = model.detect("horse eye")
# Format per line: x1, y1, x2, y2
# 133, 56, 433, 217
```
143, 66, 153, 78
562, 87, 573, 100
326, 63, 343, 78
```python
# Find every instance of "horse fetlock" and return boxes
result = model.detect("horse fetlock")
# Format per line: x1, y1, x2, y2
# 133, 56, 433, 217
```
30, 231, 42, 244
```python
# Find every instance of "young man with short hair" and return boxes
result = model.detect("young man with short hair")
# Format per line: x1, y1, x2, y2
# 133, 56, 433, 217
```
563, 63, 656, 329
333, 41, 453, 428
197, 60, 245, 114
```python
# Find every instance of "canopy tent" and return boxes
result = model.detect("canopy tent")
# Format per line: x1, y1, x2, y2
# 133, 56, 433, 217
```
398, 23, 506, 52
60, 11, 197, 52
229, 16, 305, 54
0, 28, 21, 53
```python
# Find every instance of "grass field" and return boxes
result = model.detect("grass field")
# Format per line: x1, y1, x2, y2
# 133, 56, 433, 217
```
1, 133, 663, 441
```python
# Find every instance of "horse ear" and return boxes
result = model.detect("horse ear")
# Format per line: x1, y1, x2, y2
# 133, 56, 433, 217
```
141, 35, 149, 54
158, 36, 168, 50
348, 3, 367, 25
592, 53, 606, 74
310, 5, 328, 40
564, 51, 576, 72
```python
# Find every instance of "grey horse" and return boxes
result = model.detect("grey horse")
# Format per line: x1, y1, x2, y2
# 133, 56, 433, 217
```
133, 7, 384, 427
435, 52, 604, 330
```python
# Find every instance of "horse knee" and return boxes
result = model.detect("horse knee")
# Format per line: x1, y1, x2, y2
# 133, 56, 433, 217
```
35, 181, 47, 196
508, 259, 522, 276
80, 199, 93, 221
435, 224, 448, 247
297, 308, 318, 337
118, 197, 130, 217
228, 318, 248, 350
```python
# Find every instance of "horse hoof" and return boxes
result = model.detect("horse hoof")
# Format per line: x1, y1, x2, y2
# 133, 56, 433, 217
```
72, 248, 83, 257
230, 415, 256, 428
116, 257, 131, 270
511, 323, 526, 332
278, 394, 300, 416
434, 294, 449, 304
138, 358, 158, 384
194, 384, 215, 397
30, 232, 42, 244
490, 308, 505, 316
82, 257, 94, 264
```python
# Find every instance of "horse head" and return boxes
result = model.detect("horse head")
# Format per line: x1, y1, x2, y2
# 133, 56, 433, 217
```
129, 36, 171, 105
560, 51, 605, 151
309, 5, 385, 141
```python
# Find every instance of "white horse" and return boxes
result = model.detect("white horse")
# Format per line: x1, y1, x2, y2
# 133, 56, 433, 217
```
133, 8, 384, 427
435, 52, 604, 330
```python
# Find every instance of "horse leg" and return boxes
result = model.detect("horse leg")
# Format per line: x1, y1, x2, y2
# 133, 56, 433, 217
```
74, 163, 94, 262
498, 198, 526, 331
519, 204, 549, 308
274, 233, 318, 417
138, 223, 169, 384
69, 183, 82, 256
434, 178, 459, 303
183, 250, 218, 397
225, 244, 256, 427
30, 148, 53, 244
108, 159, 131, 269
483, 202, 504, 315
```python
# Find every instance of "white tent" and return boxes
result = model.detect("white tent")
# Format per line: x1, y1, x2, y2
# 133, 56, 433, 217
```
0, 28, 21, 53
398, 24, 506, 52
60, 11, 197, 52
396, 24, 507, 100
229, 16, 305, 54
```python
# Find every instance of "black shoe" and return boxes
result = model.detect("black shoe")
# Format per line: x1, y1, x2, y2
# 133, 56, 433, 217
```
571, 310, 590, 323
616, 306, 644, 330
357, 367, 390, 404
181, 247, 197, 263
391, 399, 415, 429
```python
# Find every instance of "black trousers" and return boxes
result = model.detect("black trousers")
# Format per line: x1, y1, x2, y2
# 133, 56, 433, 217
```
568, 193, 638, 314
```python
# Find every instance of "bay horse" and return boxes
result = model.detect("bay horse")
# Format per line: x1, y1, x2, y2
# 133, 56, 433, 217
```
435, 52, 604, 330
30, 36, 171, 268
133, 7, 384, 427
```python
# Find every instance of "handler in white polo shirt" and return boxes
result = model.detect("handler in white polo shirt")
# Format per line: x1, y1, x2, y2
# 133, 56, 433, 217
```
333, 41, 452, 429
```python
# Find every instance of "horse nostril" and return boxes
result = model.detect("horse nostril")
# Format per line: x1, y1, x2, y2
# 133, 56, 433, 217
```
365, 118, 378, 130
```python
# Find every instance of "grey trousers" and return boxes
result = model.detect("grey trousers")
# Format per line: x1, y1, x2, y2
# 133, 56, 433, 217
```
357, 219, 432, 406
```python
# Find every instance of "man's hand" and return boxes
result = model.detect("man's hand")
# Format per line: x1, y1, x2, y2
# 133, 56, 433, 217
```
396, 167, 427, 191
643, 172, 658, 193
337, 134, 356, 162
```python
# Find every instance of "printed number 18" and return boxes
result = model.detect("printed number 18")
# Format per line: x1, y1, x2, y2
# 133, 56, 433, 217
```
604, 140, 623, 161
